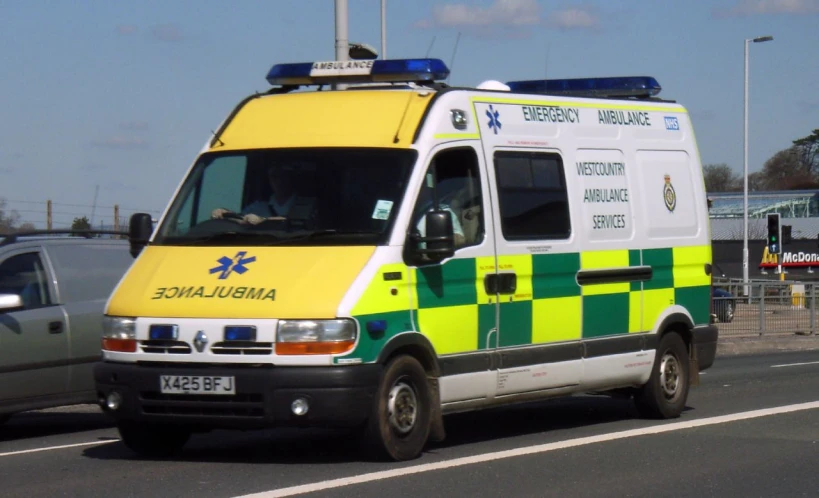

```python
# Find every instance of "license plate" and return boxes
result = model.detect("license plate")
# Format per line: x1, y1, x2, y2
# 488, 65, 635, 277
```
159, 375, 236, 395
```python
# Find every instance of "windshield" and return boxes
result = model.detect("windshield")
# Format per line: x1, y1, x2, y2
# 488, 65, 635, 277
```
155, 148, 416, 246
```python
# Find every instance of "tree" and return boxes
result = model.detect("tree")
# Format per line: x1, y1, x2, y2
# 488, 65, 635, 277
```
792, 128, 819, 176
747, 171, 766, 192
758, 146, 814, 190
0, 198, 22, 235
702, 163, 741, 192
71, 216, 91, 233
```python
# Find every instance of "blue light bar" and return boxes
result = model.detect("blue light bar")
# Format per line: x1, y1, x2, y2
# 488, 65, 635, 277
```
266, 58, 450, 86
149, 324, 178, 341
224, 326, 256, 342
505, 76, 662, 98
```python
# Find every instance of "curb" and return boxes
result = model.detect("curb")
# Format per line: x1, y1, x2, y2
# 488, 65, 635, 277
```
716, 335, 819, 357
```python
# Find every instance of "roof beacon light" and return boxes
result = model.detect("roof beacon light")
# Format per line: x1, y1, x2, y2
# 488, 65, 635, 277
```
266, 58, 450, 86
505, 76, 662, 98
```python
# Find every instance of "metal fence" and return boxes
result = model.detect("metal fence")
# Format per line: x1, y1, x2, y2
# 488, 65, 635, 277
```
713, 277, 818, 337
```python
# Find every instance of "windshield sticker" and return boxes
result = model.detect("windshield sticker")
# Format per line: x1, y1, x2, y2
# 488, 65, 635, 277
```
372, 200, 394, 220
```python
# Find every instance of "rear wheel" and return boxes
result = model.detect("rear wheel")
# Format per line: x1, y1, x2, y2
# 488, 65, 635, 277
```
0, 414, 10, 426
635, 332, 690, 419
117, 421, 191, 458
363, 355, 432, 461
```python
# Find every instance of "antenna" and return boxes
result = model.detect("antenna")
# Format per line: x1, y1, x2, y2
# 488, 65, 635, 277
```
424, 35, 437, 57
90, 184, 99, 227
447, 32, 461, 84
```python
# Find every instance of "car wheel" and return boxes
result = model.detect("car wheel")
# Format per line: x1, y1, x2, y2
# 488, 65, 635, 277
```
0, 414, 10, 426
117, 421, 191, 458
363, 355, 432, 461
634, 332, 690, 419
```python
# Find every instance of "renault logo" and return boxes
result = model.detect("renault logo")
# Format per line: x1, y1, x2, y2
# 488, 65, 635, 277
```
193, 331, 209, 353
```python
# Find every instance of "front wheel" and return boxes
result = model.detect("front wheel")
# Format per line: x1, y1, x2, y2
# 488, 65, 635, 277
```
117, 421, 191, 458
634, 332, 690, 419
363, 355, 432, 461
0, 414, 10, 426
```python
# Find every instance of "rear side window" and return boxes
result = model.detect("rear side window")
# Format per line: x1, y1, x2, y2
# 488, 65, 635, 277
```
45, 243, 132, 303
494, 152, 571, 240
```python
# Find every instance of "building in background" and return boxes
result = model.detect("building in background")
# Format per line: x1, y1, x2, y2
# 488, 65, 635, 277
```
709, 190, 819, 280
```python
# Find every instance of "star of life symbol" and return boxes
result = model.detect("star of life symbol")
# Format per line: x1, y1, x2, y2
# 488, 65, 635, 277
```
209, 251, 256, 280
486, 105, 501, 134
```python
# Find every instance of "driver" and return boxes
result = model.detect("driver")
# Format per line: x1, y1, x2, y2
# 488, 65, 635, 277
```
211, 163, 296, 225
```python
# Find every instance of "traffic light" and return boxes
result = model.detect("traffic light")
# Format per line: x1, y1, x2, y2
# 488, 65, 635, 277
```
767, 213, 781, 254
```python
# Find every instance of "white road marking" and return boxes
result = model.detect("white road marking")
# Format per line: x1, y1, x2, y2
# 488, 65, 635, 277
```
0, 439, 118, 458
235, 401, 819, 498
771, 360, 819, 368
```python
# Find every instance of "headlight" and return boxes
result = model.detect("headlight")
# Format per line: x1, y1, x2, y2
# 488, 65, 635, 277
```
276, 319, 357, 355
102, 316, 137, 352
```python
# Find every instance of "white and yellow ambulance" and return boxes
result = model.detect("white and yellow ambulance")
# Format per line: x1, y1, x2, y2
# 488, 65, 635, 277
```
95, 58, 718, 461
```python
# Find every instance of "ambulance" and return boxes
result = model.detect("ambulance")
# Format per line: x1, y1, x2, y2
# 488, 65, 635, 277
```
95, 57, 718, 461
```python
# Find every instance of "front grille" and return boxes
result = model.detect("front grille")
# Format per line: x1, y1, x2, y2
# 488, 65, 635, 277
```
140, 340, 192, 354
210, 341, 273, 355
139, 391, 264, 417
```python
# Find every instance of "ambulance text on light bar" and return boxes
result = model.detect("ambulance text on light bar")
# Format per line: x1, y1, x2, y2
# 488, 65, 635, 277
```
266, 58, 450, 86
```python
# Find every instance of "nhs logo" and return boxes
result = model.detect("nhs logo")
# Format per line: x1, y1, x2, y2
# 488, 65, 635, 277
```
664, 116, 680, 131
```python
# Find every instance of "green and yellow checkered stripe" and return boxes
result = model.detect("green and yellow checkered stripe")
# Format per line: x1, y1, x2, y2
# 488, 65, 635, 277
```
347, 245, 711, 362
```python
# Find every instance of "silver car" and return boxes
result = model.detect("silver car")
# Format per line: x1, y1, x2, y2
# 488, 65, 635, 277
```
0, 233, 133, 424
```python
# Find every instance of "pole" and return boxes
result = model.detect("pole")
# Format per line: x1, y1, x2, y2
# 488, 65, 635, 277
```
742, 38, 750, 298
381, 0, 387, 59
335, 0, 348, 62
742, 35, 774, 299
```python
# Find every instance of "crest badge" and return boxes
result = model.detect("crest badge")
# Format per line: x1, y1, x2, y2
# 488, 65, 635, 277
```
663, 174, 676, 212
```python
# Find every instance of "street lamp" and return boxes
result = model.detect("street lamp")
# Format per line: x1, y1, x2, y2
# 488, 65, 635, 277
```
742, 35, 773, 297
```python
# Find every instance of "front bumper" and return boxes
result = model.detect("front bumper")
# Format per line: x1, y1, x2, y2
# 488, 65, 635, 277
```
692, 324, 719, 371
94, 362, 381, 430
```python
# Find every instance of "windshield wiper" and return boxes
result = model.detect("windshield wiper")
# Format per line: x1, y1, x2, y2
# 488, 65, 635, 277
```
161, 231, 281, 245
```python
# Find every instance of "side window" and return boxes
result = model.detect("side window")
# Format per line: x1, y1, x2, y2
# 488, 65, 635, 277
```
411, 147, 484, 249
0, 252, 52, 310
495, 152, 571, 240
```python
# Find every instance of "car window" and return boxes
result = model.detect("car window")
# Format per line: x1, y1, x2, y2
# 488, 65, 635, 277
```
0, 252, 51, 310
45, 243, 132, 304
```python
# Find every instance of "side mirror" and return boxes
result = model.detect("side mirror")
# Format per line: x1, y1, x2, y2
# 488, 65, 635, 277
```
406, 209, 455, 265
129, 213, 154, 259
0, 293, 23, 312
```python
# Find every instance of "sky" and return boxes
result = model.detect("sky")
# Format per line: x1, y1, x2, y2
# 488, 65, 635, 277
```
1, 0, 817, 229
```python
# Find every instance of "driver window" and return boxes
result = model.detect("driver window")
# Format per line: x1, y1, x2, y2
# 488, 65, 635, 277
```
411, 147, 484, 249
0, 253, 52, 311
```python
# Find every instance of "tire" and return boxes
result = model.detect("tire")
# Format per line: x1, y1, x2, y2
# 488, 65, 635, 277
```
0, 414, 10, 426
634, 332, 690, 419
117, 421, 191, 458
363, 355, 432, 461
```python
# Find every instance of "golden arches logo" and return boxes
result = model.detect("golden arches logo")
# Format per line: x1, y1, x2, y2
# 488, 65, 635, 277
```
760, 246, 778, 266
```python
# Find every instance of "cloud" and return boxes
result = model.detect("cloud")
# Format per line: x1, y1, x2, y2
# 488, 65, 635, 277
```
120, 121, 150, 131
421, 0, 541, 28
716, 0, 819, 16
116, 24, 138, 35
150, 24, 184, 42
545, 8, 600, 29
90, 136, 150, 149
415, 0, 599, 37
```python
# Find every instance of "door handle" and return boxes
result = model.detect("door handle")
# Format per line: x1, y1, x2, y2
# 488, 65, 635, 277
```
484, 274, 498, 295
48, 321, 64, 334
498, 273, 517, 295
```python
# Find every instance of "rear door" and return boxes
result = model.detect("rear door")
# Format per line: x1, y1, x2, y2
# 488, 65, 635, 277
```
0, 248, 69, 401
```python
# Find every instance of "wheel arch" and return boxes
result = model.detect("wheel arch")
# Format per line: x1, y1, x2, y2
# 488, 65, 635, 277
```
376, 332, 441, 377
